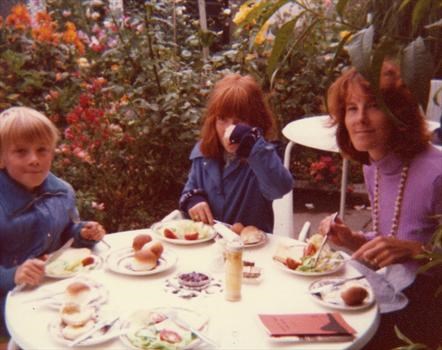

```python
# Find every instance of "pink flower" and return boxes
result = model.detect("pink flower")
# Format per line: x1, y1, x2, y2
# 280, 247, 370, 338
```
92, 201, 105, 211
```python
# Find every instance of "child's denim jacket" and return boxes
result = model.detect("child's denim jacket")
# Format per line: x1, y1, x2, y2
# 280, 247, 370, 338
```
0, 170, 95, 296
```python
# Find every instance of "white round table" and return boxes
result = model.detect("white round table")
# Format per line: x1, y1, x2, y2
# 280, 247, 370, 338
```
6, 230, 379, 349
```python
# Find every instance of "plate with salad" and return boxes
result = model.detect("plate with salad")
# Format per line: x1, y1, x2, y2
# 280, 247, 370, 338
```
151, 220, 216, 245
119, 307, 209, 350
272, 234, 346, 276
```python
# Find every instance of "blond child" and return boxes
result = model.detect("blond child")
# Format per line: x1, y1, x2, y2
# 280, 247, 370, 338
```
0, 107, 105, 337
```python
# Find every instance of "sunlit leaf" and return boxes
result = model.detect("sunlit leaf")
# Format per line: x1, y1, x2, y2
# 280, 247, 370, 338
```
412, 0, 433, 35
401, 37, 433, 109
266, 17, 298, 78
346, 26, 374, 80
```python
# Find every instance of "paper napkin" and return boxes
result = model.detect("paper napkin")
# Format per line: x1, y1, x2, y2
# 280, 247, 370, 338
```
258, 312, 355, 338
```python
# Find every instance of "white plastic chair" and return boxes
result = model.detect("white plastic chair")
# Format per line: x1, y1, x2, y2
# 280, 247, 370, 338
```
426, 79, 442, 123
272, 142, 295, 237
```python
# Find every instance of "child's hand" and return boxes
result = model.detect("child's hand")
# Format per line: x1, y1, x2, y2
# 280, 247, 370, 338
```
189, 201, 214, 225
14, 259, 45, 286
80, 221, 106, 241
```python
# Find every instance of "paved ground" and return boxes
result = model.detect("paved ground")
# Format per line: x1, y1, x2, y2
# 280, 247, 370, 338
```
291, 188, 372, 237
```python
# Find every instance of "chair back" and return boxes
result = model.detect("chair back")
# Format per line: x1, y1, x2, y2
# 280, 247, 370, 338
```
426, 79, 442, 123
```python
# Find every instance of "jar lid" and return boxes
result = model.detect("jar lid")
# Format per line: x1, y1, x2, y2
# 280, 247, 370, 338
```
226, 238, 244, 251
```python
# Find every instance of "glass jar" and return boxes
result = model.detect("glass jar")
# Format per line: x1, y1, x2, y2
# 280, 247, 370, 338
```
224, 239, 243, 301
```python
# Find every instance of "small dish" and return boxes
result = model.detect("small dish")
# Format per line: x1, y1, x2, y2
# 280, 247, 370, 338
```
105, 247, 177, 276
119, 307, 209, 350
308, 277, 375, 310
177, 271, 212, 290
242, 231, 267, 248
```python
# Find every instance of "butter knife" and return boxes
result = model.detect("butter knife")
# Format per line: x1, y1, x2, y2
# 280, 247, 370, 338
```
310, 275, 365, 295
69, 315, 120, 347
166, 311, 217, 347
10, 238, 74, 295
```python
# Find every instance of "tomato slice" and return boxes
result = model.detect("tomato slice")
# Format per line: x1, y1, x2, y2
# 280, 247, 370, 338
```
159, 329, 182, 343
81, 256, 95, 266
164, 228, 177, 239
303, 243, 317, 257
184, 232, 199, 240
286, 257, 301, 270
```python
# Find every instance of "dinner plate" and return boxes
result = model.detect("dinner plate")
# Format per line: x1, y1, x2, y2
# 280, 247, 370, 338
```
48, 308, 120, 346
151, 219, 217, 245
273, 251, 346, 276
45, 254, 103, 279
119, 307, 209, 350
105, 247, 177, 276
308, 278, 375, 310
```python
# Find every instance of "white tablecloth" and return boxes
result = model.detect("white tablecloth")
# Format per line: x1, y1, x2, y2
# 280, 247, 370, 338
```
6, 230, 379, 349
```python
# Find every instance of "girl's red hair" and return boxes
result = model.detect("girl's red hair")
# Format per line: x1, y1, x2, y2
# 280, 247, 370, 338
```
200, 74, 277, 159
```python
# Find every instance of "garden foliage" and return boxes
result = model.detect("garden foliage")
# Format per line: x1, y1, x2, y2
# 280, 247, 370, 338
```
0, 0, 369, 231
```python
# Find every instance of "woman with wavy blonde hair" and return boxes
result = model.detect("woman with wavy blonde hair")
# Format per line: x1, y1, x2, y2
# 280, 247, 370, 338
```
179, 73, 293, 233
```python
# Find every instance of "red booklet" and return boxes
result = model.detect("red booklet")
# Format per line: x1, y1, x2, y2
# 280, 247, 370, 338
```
258, 312, 356, 338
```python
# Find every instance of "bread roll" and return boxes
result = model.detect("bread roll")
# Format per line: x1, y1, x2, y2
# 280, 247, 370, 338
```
61, 319, 95, 340
132, 234, 152, 251
240, 226, 262, 244
132, 249, 158, 271
143, 241, 164, 258
65, 282, 91, 304
340, 286, 368, 306
60, 303, 95, 327
231, 223, 244, 235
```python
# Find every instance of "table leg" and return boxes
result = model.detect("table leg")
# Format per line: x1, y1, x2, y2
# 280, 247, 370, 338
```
339, 158, 349, 219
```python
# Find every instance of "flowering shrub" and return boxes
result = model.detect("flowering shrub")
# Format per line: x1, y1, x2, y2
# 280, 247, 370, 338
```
0, 1, 365, 232
309, 155, 339, 187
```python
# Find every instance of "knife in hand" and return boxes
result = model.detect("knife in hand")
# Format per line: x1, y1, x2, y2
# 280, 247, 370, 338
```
10, 238, 75, 295
45, 237, 74, 265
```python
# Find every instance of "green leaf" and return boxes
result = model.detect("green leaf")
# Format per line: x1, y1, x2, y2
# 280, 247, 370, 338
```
401, 37, 433, 109
394, 325, 414, 344
346, 26, 374, 80
412, 0, 433, 35
266, 17, 298, 78
398, 0, 413, 12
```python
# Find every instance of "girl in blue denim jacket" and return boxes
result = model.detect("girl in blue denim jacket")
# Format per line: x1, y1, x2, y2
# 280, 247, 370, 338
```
179, 74, 293, 233
0, 107, 106, 337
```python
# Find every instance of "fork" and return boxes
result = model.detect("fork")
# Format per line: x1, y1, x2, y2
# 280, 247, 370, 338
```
68, 208, 111, 249
311, 212, 338, 268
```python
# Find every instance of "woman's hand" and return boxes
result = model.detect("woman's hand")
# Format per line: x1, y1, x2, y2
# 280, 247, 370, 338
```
81, 222, 106, 241
318, 216, 366, 251
352, 236, 422, 268
14, 259, 45, 286
188, 201, 214, 225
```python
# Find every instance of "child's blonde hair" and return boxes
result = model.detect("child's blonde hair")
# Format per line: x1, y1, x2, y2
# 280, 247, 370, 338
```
0, 107, 60, 154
